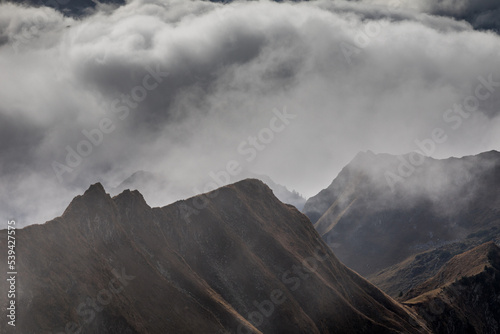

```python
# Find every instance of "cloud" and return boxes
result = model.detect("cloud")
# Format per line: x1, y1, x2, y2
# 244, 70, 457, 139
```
0, 0, 500, 226
356, 0, 500, 31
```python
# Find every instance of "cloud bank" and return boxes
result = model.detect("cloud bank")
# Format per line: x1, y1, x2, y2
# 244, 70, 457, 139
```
1, 0, 500, 226
356, 0, 500, 31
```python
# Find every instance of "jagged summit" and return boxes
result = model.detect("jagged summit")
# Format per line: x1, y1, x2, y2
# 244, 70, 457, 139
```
113, 188, 149, 208
61, 182, 112, 219
84, 182, 107, 196
0, 178, 427, 334
60, 179, 281, 227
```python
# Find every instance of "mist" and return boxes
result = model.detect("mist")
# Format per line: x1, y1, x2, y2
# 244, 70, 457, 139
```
1, 0, 500, 226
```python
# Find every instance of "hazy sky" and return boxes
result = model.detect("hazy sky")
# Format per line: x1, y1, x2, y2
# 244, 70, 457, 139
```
1, 0, 500, 226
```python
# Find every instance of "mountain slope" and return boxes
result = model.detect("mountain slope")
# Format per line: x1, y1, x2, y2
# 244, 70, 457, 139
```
369, 227, 500, 298
304, 150, 500, 277
403, 242, 500, 334
111, 169, 306, 211
0, 180, 427, 333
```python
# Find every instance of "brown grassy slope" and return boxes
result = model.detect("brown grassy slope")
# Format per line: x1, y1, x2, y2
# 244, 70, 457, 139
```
368, 229, 500, 298
404, 241, 499, 301
0, 180, 429, 334
403, 242, 500, 334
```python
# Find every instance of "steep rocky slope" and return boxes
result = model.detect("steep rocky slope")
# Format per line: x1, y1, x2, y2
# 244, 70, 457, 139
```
0, 180, 427, 334
403, 242, 500, 334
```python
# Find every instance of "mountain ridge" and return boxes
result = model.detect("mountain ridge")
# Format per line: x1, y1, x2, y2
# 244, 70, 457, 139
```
0, 179, 427, 333
402, 241, 500, 334
304, 149, 500, 277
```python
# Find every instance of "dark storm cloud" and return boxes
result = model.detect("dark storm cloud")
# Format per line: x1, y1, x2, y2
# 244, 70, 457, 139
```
0, 0, 499, 226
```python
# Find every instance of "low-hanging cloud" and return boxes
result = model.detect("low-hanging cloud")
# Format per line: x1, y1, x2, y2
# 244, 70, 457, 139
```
356, 0, 500, 31
1, 0, 500, 226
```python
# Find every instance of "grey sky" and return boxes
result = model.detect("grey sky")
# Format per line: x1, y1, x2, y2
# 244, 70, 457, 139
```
1, 0, 499, 226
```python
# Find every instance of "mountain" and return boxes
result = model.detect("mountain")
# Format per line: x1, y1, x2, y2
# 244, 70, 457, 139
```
0, 180, 427, 333
111, 170, 306, 211
403, 242, 500, 334
236, 171, 306, 211
369, 228, 500, 298
304, 150, 500, 279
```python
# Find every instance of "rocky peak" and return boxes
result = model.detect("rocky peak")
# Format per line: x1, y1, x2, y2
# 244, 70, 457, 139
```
0, 179, 430, 334
113, 188, 150, 209
61, 182, 113, 219
83, 182, 107, 196
228, 178, 275, 197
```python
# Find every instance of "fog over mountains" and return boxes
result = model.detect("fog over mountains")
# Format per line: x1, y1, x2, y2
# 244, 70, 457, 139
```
1, 0, 500, 332
304, 150, 500, 276
111, 169, 306, 210
1, 0, 500, 227
2, 153, 499, 333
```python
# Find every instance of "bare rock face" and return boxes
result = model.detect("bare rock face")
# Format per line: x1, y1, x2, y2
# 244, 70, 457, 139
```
0, 179, 427, 334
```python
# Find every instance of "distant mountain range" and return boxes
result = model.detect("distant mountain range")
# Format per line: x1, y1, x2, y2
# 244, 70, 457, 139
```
1, 150, 499, 333
304, 150, 500, 275
303, 149, 500, 332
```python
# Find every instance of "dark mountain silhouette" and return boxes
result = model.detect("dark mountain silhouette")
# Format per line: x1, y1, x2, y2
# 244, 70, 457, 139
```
0, 179, 427, 333
304, 150, 500, 279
